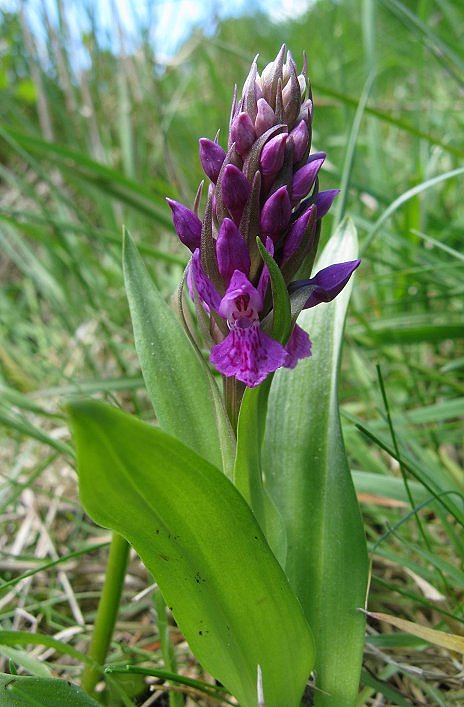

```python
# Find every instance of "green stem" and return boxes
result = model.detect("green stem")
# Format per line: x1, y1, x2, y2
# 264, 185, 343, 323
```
224, 377, 246, 433
81, 531, 130, 695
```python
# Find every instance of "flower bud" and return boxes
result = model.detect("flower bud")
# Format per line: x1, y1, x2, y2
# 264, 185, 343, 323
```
230, 112, 256, 156
281, 204, 316, 264
222, 164, 250, 225
291, 152, 325, 205
302, 260, 361, 309
255, 98, 276, 137
260, 186, 291, 243
241, 56, 259, 122
282, 50, 297, 86
216, 218, 251, 281
166, 198, 202, 252
282, 66, 300, 129
315, 189, 340, 219
260, 133, 287, 180
260, 44, 286, 109
297, 98, 313, 126
289, 120, 309, 163
199, 138, 226, 183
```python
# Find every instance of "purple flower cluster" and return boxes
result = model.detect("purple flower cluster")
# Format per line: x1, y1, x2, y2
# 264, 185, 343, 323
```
167, 46, 359, 388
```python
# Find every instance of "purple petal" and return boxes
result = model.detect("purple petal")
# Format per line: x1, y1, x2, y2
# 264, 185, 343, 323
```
257, 237, 274, 300
210, 322, 287, 387
190, 249, 222, 312
186, 259, 195, 301
166, 198, 202, 252
255, 98, 276, 137
303, 260, 361, 309
260, 185, 291, 243
260, 133, 287, 178
199, 138, 226, 183
289, 120, 309, 163
230, 111, 256, 156
297, 98, 313, 125
315, 189, 340, 219
216, 218, 250, 282
222, 164, 251, 225
291, 152, 325, 205
217, 270, 263, 321
281, 205, 316, 264
284, 324, 312, 368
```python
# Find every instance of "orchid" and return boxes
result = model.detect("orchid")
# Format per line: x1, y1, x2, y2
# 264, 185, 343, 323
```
167, 45, 359, 392
69, 46, 368, 707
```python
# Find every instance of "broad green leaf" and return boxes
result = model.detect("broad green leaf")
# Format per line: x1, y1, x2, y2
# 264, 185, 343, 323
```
68, 400, 314, 707
263, 218, 368, 706
123, 229, 234, 474
0, 673, 99, 707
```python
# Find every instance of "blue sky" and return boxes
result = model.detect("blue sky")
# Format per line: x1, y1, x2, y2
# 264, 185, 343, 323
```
1, 0, 314, 60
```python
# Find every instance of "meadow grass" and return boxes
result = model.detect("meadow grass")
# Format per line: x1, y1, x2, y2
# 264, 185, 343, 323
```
0, 1, 463, 704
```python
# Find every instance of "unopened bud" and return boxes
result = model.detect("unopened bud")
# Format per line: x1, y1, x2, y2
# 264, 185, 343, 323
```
260, 185, 291, 242
291, 152, 325, 205
222, 164, 251, 225
289, 120, 310, 163
260, 133, 287, 178
199, 138, 226, 183
216, 218, 251, 281
281, 205, 316, 264
315, 189, 340, 219
166, 198, 202, 252
230, 112, 256, 156
255, 98, 276, 137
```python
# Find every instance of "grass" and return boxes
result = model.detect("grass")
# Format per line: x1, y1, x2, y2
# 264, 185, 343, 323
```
0, 0, 463, 704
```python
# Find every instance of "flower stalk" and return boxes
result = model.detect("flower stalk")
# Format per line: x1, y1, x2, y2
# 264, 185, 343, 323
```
81, 532, 130, 695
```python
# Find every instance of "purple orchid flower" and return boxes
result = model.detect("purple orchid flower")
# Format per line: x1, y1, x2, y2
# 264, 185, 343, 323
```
167, 46, 360, 389
191, 249, 309, 387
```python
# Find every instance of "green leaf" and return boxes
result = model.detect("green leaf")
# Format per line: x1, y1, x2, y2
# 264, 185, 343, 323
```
0, 647, 51, 678
123, 228, 234, 474
256, 237, 292, 343
0, 634, 91, 667
68, 399, 315, 707
263, 218, 368, 706
0, 673, 100, 707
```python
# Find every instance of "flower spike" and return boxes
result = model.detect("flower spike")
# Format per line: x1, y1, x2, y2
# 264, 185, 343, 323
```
167, 47, 359, 388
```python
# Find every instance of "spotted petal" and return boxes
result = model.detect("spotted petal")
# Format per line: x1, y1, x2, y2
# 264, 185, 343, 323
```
210, 322, 287, 388
218, 270, 263, 321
